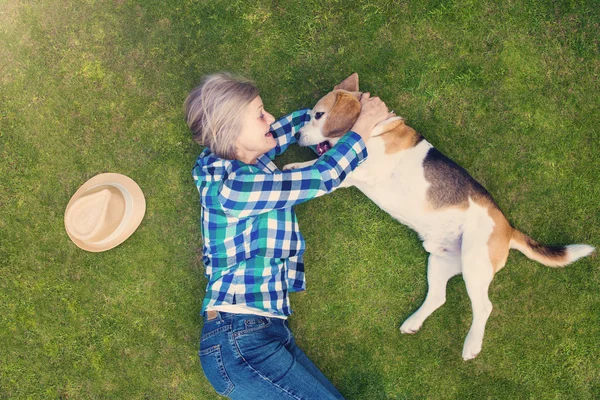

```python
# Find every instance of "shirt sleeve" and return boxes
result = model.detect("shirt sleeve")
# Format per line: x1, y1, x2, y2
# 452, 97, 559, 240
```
264, 108, 311, 159
218, 131, 368, 219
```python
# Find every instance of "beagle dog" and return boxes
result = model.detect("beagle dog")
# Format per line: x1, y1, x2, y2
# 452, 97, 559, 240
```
285, 73, 594, 360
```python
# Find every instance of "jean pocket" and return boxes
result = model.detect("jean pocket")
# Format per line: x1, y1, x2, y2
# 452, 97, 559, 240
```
233, 317, 280, 363
240, 316, 271, 335
199, 345, 234, 396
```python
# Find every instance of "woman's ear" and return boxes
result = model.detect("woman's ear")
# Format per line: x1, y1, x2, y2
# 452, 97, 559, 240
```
334, 73, 359, 92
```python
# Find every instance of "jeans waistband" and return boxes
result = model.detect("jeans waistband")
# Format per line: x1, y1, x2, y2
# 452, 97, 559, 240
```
204, 310, 267, 322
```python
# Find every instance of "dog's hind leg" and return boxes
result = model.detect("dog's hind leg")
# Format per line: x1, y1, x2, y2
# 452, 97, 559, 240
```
460, 231, 495, 360
400, 253, 462, 334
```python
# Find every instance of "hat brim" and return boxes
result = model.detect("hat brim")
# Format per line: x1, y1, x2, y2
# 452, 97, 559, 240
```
65, 173, 146, 252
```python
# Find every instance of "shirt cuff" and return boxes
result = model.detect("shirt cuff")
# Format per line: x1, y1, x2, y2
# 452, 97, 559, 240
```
338, 131, 368, 164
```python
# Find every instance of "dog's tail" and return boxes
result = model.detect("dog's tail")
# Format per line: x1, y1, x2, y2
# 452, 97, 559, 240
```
509, 229, 594, 267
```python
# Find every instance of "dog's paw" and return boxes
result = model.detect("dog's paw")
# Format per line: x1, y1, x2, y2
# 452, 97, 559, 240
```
400, 318, 422, 334
282, 162, 302, 171
462, 337, 482, 360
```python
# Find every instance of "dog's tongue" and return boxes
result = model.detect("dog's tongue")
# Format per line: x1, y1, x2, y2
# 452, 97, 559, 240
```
316, 141, 332, 156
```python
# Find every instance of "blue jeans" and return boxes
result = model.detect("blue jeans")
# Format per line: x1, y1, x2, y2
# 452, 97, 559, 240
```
200, 311, 345, 399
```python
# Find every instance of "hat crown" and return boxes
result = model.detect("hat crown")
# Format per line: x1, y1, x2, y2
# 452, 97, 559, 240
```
65, 173, 145, 252
66, 186, 127, 243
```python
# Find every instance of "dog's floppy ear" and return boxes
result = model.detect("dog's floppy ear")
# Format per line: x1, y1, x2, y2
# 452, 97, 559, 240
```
334, 73, 359, 92
323, 92, 361, 137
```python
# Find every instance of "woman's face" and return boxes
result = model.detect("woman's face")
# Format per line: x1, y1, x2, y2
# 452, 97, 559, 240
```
235, 96, 276, 164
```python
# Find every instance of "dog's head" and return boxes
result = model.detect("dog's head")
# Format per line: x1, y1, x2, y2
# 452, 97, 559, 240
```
297, 73, 362, 155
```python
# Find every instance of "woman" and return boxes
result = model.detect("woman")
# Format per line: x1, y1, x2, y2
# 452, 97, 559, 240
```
185, 73, 390, 399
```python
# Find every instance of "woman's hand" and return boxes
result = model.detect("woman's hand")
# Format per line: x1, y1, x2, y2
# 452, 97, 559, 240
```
351, 93, 394, 143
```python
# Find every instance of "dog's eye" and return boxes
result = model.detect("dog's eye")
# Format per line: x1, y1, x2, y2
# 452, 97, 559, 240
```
314, 112, 324, 120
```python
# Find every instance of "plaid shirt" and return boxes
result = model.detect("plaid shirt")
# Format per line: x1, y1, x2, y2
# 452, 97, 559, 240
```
192, 108, 368, 317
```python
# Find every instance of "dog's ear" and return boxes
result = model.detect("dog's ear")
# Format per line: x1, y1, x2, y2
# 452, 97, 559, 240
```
323, 92, 361, 137
334, 73, 359, 92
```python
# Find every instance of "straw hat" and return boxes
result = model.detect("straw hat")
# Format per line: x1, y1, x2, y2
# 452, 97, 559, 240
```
64, 173, 146, 252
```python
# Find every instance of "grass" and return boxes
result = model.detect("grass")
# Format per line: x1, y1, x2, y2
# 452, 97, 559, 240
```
1, 0, 599, 398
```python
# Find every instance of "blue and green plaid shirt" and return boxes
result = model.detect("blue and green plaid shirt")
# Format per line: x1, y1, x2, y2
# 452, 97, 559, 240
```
192, 108, 368, 317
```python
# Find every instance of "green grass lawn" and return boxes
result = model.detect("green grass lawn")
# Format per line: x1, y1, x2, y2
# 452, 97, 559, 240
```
1, 0, 599, 398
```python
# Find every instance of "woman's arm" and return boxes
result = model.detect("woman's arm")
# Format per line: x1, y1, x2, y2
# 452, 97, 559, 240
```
264, 108, 311, 159
218, 132, 367, 219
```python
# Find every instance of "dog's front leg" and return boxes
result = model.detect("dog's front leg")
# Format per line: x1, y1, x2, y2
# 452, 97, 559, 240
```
282, 160, 317, 171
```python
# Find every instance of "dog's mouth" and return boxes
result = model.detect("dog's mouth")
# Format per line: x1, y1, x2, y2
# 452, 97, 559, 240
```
316, 141, 332, 156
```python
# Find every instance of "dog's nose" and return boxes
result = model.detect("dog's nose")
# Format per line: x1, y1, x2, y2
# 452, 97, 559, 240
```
294, 132, 301, 140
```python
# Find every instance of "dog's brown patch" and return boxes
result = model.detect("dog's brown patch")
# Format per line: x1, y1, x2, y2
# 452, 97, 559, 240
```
481, 200, 512, 273
322, 91, 361, 138
380, 120, 424, 154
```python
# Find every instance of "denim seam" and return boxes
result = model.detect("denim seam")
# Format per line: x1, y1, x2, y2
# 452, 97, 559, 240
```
231, 334, 302, 400
201, 324, 231, 342
199, 344, 235, 396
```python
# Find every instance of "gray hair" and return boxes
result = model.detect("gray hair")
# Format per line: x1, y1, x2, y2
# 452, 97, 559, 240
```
184, 73, 260, 159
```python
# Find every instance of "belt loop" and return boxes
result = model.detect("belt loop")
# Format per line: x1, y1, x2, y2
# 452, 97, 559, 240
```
206, 310, 218, 321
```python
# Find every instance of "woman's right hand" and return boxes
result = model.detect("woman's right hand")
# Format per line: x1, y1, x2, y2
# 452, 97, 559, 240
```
351, 93, 394, 143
